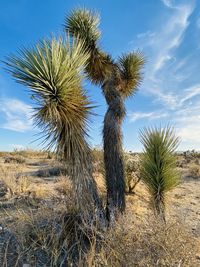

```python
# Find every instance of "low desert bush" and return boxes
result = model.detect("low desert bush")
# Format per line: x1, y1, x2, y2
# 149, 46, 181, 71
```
0, 165, 31, 197
124, 157, 140, 193
1, 205, 199, 266
4, 155, 26, 164
92, 215, 199, 267
188, 165, 200, 178
194, 158, 200, 165
6, 148, 50, 159
55, 176, 71, 196
36, 166, 67, 178
9, 203, 86, 266
176, 159, 187, 168
17, 176, 31, 194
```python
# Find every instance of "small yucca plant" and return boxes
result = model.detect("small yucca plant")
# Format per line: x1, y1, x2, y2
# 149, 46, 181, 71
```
139, 126, 180, 221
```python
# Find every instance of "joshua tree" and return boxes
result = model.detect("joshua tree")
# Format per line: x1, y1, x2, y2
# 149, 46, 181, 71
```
139, 126, 180, 222
65, 9, 145, 220
5, 37, 103, 221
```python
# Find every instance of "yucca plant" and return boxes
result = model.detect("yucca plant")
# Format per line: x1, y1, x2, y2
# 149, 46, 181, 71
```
139, 126, 180, 221
65, 8, 145, 221
4, 37, 103, 221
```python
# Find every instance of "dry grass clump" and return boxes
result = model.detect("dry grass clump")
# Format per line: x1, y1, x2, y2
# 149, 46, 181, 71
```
4, 155, 26, 164
0, 148, 199, 266
55, 176, 72, 196
11, 149, 49, 159
176, 158, 188, 168
188, 164, 200, 178
0, 149, 54, 160
36, 166, 66, 178
0, 163, 55, 201
8, 199, 81, 266
0, 165, 31, 197
29, 184, 54, 199
1, 204, 199, 266
7, 208, 64, 266
94, 215, 199, 267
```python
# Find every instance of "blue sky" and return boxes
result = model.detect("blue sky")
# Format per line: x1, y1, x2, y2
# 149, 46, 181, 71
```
0, 0, 200, 152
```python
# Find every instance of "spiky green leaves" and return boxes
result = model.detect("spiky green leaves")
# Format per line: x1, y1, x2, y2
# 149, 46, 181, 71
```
4, 37, 91, 160
139, 126, 180, 218
65, 8, 113, 85
65, 8, 101, 51
5, 38, 89, 100
118, 52, 145, 98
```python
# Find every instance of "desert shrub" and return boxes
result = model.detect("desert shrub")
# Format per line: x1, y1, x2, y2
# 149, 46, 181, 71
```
4, 155, 26, 164
3, 204, 199, 266
11, 148, 48, 159
36, 166, 67, 178
124, 157, 140, 193
10, 205, 96, 266
139, 126, 180, 221
0, 165, 31, 197
0, 152, 7, 157
10, 209, 66, 266
17, 176, 31, 194
176, 158, 188, 168
29, 185, 53, 200
183, 150, 200, 163
188, 165, 200, 178
55, 176, 71, 196
0, 181, 8, 197
189, 149, 200, 158
94, 215, 199, 267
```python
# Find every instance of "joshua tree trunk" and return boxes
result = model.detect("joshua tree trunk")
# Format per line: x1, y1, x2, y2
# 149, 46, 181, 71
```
64, 136, 105, 225
102, 77, 126, 222
72, 160, 104, 223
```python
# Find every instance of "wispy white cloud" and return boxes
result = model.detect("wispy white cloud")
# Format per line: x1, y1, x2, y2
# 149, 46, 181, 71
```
133, 1, 195, 109
0, 98, 33, 132
137, 31, 155, 40
153, 3, 194, 73
153, 84, 200, 109
129, 111, 168, 122
129, 98, 200, 149
161, 0, 174, 8
128, 0, 200, 149
179, 84, 200, 106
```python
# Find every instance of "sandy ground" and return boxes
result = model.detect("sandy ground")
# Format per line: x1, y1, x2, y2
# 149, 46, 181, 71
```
0, 153, 199, 243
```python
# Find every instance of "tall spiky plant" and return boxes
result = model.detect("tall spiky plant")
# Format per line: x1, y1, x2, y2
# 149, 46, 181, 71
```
65, 8, 145, 221
4, 37, 103, 221
139, 126, 180, 221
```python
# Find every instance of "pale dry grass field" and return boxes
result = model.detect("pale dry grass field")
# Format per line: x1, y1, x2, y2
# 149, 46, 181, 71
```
0, 150, 199, 266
